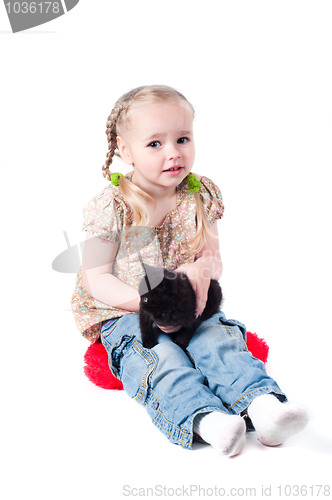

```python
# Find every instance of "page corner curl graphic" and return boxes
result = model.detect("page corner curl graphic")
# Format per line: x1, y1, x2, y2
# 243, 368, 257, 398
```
64, 0, 79, 12
4, 0, 80, 33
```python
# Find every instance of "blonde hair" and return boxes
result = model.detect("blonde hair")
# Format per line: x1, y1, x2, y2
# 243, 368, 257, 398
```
102, 85, 214, 255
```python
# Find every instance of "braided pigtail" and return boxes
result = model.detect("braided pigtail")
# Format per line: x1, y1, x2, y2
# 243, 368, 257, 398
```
102, 103, 126, 180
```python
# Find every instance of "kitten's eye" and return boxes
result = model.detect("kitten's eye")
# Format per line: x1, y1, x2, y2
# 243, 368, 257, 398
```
143, 297, 149, 303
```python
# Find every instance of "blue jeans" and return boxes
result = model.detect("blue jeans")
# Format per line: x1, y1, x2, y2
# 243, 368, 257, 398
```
100, 310, 286, 449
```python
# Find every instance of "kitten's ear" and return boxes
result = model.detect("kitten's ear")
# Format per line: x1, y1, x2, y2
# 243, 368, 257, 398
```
139, 263, 164, 295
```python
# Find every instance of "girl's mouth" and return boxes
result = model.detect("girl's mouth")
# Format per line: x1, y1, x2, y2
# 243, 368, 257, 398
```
163, 166, 183, 174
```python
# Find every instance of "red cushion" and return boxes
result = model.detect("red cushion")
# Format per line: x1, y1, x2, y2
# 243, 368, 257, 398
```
246, 331, 269, 363
84, 342, 123, 390
84, 331, 269, 390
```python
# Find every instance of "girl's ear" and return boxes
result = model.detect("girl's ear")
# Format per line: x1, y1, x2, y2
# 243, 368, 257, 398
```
117, 135, 134, 165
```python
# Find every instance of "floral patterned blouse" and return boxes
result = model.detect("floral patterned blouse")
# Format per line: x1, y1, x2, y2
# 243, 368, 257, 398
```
71, 171, 224, 342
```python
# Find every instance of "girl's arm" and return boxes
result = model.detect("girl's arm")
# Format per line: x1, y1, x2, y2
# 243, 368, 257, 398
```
81, 232, 140, 312
176, 221, 223, 317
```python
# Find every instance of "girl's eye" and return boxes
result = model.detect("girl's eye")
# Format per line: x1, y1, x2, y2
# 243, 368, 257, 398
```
177, 137, 190, 144
148, 141, 161, 148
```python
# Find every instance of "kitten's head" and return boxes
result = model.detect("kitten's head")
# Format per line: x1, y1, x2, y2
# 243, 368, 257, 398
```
139, 264, 196, 327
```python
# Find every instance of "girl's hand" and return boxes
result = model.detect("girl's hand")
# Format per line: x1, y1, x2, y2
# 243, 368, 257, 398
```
175, 260, 211, 317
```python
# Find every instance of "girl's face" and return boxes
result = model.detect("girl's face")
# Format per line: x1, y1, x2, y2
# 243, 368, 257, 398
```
117, 100, 195, 195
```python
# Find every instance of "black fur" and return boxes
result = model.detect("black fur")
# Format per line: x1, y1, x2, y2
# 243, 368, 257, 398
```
138, 263, 223, 349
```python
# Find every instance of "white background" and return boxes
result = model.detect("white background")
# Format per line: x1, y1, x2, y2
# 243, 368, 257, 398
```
1, 1, 331, 499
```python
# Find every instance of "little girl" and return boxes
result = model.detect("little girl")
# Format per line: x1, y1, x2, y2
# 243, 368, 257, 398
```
72, 85, 308, 457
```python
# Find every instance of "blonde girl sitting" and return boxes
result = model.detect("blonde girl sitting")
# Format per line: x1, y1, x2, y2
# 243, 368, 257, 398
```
72, 85, 308, 457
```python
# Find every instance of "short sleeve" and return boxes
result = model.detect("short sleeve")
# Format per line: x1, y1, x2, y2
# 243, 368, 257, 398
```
82, 186, 124, 242
199, 176, 224, 225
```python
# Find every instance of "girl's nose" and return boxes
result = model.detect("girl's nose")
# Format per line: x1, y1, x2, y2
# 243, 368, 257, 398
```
168, 148, 181, 160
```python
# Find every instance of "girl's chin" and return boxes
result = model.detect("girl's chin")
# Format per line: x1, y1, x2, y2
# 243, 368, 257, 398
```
162, 169, 188, 185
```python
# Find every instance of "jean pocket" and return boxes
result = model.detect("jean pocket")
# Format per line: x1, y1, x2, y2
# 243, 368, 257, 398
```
120, 341, 158, 403
219, 318, 248, 350
219, 317, 247, 341
101, 333, 135, 379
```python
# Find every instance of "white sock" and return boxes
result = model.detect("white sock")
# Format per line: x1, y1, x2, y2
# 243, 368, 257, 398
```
247, 394, 309, 446
194, 411, 246, 457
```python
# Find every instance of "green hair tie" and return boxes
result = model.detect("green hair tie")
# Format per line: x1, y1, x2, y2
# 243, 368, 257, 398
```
110, 172, 124, 186
187, 173, 201, 193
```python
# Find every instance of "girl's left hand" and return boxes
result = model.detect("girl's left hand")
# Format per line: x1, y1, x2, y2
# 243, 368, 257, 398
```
175, 260, 211, 317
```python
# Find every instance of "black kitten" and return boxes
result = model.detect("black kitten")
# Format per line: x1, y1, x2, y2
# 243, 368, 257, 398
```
138, 263, 223, 349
